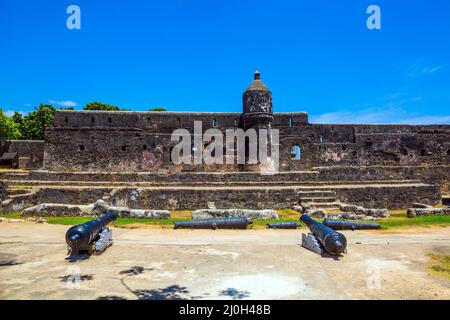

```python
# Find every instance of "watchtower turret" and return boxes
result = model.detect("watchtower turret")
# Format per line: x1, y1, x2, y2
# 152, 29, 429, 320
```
241, 71, 273, 130
240, 71, 276, 172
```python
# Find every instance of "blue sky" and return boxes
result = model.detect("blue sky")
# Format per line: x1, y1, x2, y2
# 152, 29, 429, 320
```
1, 0, 449, 124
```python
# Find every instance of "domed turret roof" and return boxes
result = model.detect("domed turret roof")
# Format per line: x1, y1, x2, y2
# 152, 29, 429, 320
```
245, 71, 270, 92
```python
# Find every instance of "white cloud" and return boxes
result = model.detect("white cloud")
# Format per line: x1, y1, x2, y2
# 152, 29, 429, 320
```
422, 65, 442, 74
395, 115, 450, 125
310, 106, 450, 125
4, 110, 26, 117
49, 100, 78, 108
405, 63, 443, 78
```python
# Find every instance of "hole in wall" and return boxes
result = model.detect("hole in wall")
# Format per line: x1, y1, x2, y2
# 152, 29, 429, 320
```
288, 118, 293, 127
169, 146, 174, 163
420, 149, 426, 156
291, 145, 301, 160
79, 145, 85, 151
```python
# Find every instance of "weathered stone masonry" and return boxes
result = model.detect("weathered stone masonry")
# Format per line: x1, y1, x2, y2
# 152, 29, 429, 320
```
41, 112, 450, 174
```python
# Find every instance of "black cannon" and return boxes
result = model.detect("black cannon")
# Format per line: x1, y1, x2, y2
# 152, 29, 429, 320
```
266, 221, 300, 229
300, 214, 347, 255
323, 218, 381, 231
65, 212, 117, 255
174, 217, 252, 230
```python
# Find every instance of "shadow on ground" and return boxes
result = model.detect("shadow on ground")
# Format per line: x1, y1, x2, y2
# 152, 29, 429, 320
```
219, 288, 251, 299
59, 274, 94, 282
65, 253, 91, 263
0, 253, 23, 266
96, 266, 257, 300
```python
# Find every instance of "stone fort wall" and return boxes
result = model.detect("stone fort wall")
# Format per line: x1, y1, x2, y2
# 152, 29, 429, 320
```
42, 110, 450, 173
3, 140, 45, 169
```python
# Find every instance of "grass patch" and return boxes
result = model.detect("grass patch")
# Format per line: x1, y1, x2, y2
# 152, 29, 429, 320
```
8, 184, 34, 190
427, 253, 450, 280
0, 169, 29, 173
276, 209, 300, 219
249, 219, 304, 229
375, 213, 450, 229
1, 210, 449, 230
0, 211, 23, 219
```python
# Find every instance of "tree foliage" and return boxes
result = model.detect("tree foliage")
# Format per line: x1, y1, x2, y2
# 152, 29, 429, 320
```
83, 101, 120, 111
1, 101, 125, 140
149, 108, 167, 112
0, 108, 21, 139
21, 104, 56, 140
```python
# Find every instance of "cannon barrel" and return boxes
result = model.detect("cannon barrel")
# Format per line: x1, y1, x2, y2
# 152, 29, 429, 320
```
300, 215, 347, 255
174, 217, 251, 229
323, 219, 381, 230
66, 212, 117, 252
266, 221, 300, 229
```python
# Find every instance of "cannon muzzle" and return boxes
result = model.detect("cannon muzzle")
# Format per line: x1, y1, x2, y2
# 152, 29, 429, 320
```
300, 214, 347, 255
66, 212, 117, 254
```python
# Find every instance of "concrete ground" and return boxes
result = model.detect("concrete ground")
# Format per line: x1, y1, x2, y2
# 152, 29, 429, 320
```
0, 222, 449, 300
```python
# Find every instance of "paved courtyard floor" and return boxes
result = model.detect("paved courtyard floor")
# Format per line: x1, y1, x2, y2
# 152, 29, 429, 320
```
0, 222, 449, 300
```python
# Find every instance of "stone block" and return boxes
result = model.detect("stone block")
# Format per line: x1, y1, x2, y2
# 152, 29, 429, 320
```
407, 207, 450, 218
21, 203, 94, 217
93, 199, 170, 219
192, 209, 278, 220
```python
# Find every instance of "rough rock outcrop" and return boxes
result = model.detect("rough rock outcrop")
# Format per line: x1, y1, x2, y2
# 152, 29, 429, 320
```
339, 204, 389, 219
21, 203, 94, 217
93, 200, 170, 219
304, 204, 389, 221
192, 209, 278, 220
304, 209, 326, 219
407, 207, 450, 218
292, 205, 304, 213
19, 199, 170, 219
326, 212, 386, 221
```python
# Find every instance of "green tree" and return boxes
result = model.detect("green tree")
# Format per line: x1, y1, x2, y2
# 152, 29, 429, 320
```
83, 101, 120, 111
0, 109, 21, 139
11, 112, 24, 139
22, 104, 56, 140
149, 108, 167, 112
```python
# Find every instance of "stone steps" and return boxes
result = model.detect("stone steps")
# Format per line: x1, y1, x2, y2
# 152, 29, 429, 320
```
301, 202, 341, 210
298, 196, 336, 203
298, 190, 336, 197
298, 190, 340, 210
